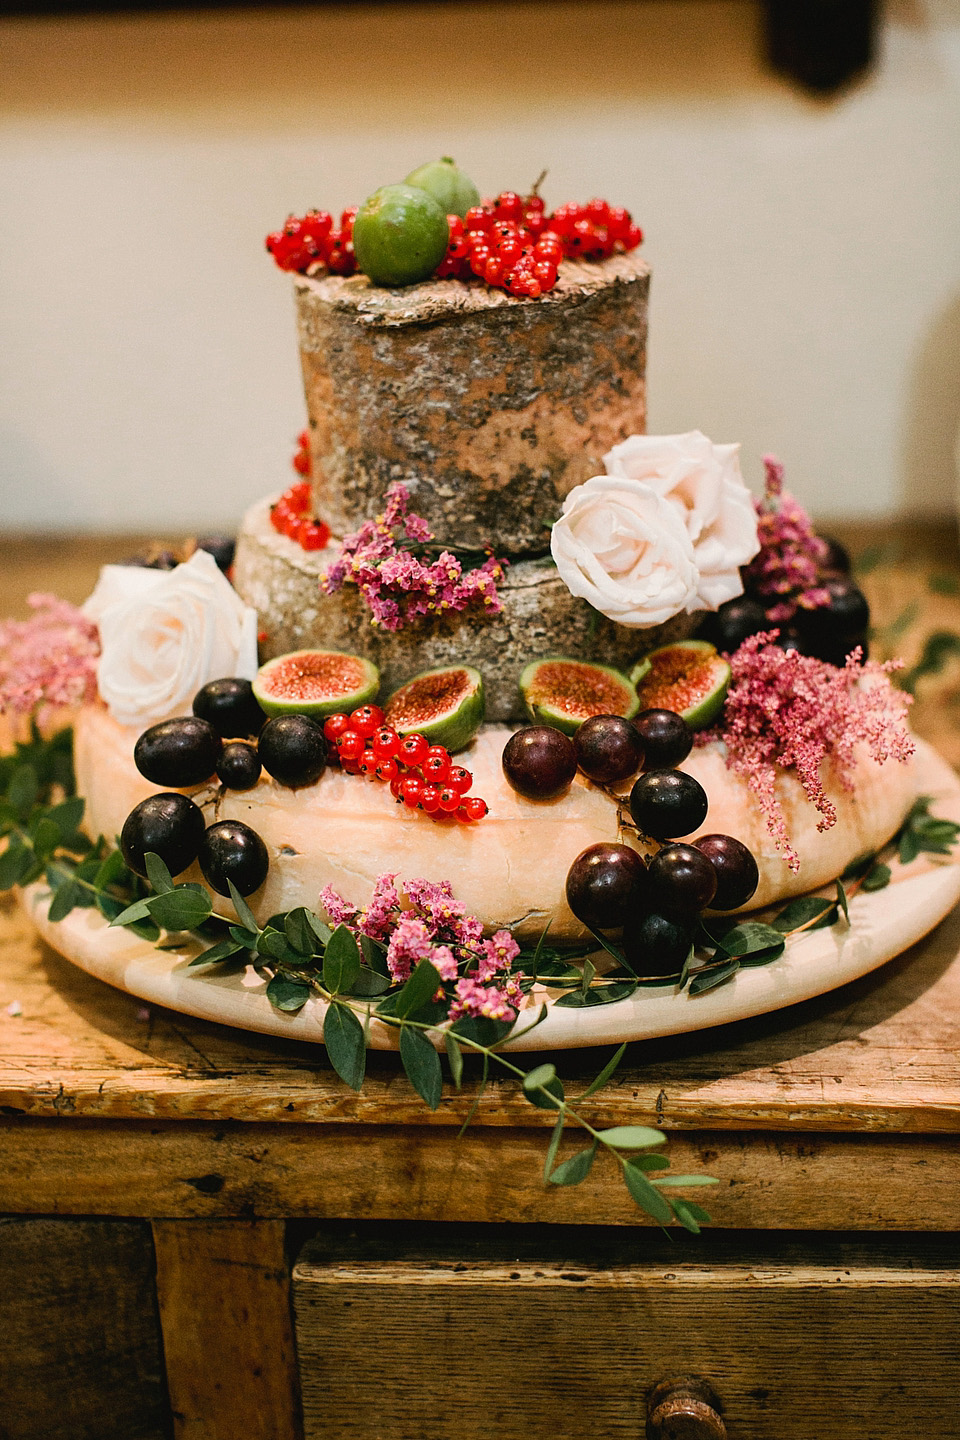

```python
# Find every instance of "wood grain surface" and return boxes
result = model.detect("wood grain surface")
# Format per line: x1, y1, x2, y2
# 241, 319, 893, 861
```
152, 1219, 301, 1440
0, 1217, 169, 1440
1, 1117, 957, 1228
293, 1232, 960, 1440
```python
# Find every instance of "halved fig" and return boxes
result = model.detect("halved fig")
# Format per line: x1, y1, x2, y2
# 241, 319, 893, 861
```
383, 665, 485, 753
632, 639, 731, 729
253, 649, 379, 718
519, 657, 639, 736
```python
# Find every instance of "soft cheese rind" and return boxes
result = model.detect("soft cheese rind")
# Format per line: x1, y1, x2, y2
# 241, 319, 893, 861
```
75, 706, 917, 942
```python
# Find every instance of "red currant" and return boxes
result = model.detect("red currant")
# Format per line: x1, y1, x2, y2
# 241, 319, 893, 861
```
358, 751, 379, 779
497, 237, 524, 268
463, 796, 489, 822
400, 775, 424, 808
349, 704, 384, 738
464, 205, 493, 232
606, 206, 631, 240
494, 191, 525, 223
421, 748, 450, 784
340, 207, 358, 237
484, 256, 506, 286
446, 765, 473, 794
298, 520, 330, 551
534, 233, 563, 263
389, 775, 405, 800
533, 261, 558, 289
419, 783, 442, 814
337, 731, 365, 762
323, 713, 351, 743
438, 786, 461, 813
292, 430, 311, 476
398, 733, 429, 768
371, 726, 399, 760
469, 246, 492, 277
375, 757, 399, 784
624, 223, 643, 250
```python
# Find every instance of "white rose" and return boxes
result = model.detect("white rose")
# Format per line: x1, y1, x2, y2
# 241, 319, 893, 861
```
604, 431, 760, 610
550, 475, 700, 627
82, 550, 259, 728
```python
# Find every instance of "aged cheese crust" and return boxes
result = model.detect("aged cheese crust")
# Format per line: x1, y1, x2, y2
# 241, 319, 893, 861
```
75, 707, 918, 943
295, 253, 649, 555
232, 496, 696, 723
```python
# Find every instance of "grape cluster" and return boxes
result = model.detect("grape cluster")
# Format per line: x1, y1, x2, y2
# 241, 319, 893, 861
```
266, 208, 358, 275
322, 707, 489, 824
266, 190, 642, 299
500, 709, 759, 976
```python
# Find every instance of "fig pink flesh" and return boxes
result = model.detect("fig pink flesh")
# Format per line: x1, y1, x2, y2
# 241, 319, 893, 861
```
529, 662, 631, 719
263, 654, 368, 700
636, 651, 726, 712
386, 669, 472, 728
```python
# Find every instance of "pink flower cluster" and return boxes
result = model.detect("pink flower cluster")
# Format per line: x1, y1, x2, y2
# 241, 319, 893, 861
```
319, 873, 524, 1022
0, 593, 100, 717
320, 484, 507, 632
742, 456, 830, 623
705, 633, 914, 870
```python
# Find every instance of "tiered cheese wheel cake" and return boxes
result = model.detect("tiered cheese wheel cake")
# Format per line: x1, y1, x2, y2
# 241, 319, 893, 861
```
233, 251, 695, 721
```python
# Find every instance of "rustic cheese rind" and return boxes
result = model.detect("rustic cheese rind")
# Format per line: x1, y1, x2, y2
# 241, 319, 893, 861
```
295, 253, 649, 555
75, 707, 918, 943
232, 495, 696, 722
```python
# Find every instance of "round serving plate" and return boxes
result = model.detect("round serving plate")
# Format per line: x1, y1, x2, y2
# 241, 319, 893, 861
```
20, 741, 960, 1053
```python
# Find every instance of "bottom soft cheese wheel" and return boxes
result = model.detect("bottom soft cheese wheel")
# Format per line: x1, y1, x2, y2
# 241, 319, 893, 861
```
74, 706, 919, 940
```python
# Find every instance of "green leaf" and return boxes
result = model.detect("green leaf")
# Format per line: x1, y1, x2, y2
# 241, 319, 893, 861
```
580, 1041, 628, 1101
187, 938, 246, 968
672, 1198, 711, 1233
229, 924, 260, 949
543, 1113, 564, 1180
94, 847, 129, 892
715, 922, 785, 959
0, 842, 32, 890
266, 974, 312, 1012
580, 955, 596, 997
862, 862, 892, 893
626, 1152, 670, 1172
48, 880, 84, 923
597, 1124, 666, 1150
108, 895, 154, 927
457, 1053, 488, 1138
445, 1032, 464, 1090
308, 911, 333, 947
548, 1141, 598, 1187
322, 924, 362, 995
652, 1173, 719, 1187
689, 958, 741, 995
585, 923, 636, 977
257, 928, 308, 966
144, 851, 174, 894
284, 906, 320, 957
449, 1014, 515, 1048
227, 879, 259, 933
45, 796, 85, 842
323, 1001, 366, 1091
347, 967, 392, 997
527, 916, 553, 982
622, 1158, 674, 1224
835, 878, 850, 924
521, 1062, 564, 1111
554, 981, 637, 1008
771, 896, 837, 933
147, 886, 213, 931
7, 765, 38, 821
389, 958, 441, 1020
928, 572, 960, 596
399, 1025, 443, 1110
842, 851, 876, 882
899, 828, 922, 866
29, 817, 61, 862
900, 630, 960, 695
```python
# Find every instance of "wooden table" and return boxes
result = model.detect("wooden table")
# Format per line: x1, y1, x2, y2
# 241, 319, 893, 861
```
2, 528, 960, 1440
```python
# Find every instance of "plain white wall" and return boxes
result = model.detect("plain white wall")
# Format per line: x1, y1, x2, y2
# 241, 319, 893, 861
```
1, 0, 958, 533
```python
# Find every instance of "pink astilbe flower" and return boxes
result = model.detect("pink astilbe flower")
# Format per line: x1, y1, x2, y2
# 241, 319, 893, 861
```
742, 456, 830, 623
319, 873, 524, 1018
704, 633, 914, 870
320, 483, 507, 632
0, 593, 100, 716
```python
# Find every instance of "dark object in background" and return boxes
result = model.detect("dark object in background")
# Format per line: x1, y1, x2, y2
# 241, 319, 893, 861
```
763, 0, 878, 93
196, 535, 236, 573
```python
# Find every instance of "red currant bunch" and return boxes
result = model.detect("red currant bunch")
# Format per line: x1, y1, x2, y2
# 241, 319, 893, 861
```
266, 207, 358, 276
269, 479, 331, 552
321, 713, 489, 824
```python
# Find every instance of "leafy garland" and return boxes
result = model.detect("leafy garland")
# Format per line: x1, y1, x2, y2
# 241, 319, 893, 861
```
2, 727, 958, 1233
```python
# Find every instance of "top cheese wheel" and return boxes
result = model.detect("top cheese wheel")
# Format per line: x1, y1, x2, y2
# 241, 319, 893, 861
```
295, 252, 650, 555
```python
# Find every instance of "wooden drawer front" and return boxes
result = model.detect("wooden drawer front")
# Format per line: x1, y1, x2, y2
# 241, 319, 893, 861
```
294, 1240, 960, 1440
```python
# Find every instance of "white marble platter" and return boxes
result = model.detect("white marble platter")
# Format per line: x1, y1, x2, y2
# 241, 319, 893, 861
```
20, 741, 960, 1053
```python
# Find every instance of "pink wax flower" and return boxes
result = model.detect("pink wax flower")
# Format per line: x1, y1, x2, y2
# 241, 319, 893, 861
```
742, 456, 831, 623
320, 483, 507, 632
703, 633, 914, 870
0, 594, 100, 717
319, 873, 525, 1018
